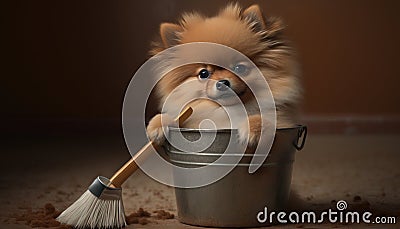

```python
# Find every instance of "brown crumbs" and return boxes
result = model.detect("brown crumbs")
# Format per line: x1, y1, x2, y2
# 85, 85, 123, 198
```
154, 210, 174, 219
125, 208, 151, 225
125, 215, 139, 224
138, 218, 150, 225
351, 200, 371, 212
12, 203, 72, 228
131, 208, 151, 217
353, 195, 362, 202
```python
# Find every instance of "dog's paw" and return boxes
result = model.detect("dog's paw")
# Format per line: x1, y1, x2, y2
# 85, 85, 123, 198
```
146, 114, 174, 145
237, 115, 262, 147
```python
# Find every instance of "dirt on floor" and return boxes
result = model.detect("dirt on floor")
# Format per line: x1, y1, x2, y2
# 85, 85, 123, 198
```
0, 134, 399, 228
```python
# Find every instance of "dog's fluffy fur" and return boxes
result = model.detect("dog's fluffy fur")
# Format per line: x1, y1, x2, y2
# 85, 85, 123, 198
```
147, 4, 301, 147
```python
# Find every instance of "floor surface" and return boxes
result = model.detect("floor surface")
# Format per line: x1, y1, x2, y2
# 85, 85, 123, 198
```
0, 134, 399, 228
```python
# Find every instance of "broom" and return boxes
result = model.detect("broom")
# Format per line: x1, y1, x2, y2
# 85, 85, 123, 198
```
57, 107, 193, 229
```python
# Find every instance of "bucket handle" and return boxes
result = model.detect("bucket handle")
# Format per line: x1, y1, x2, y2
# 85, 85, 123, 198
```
293, 125, 307, 151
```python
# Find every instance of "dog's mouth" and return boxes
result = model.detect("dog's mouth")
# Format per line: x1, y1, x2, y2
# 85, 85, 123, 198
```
207, 87, 247, 104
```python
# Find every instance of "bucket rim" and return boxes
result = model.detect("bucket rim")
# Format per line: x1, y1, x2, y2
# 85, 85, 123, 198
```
169, 124, 306, 132
167, 149, 269, 157
169, 159, 294, 167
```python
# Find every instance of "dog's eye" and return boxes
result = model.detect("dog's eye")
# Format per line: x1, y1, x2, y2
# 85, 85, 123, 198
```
233, 64, 249, 76
198, 69, 210, 80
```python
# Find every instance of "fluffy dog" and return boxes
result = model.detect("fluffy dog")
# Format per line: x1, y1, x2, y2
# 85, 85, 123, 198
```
146, 4, 301, 147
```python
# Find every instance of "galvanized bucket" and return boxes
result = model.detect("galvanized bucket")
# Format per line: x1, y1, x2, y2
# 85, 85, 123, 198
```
165, 125, 307, 227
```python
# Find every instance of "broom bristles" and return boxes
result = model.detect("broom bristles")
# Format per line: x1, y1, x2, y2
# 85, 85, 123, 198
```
57, 190, 126, 229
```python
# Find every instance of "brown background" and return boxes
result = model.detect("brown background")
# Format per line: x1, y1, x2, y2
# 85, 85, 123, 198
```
1, 2, 400, 226
2, 0, 400, 136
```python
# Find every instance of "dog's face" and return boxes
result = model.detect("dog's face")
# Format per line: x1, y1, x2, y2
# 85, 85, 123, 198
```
202, 65, 251, 106
156, 63, 254, 109
151, 4, 300, 115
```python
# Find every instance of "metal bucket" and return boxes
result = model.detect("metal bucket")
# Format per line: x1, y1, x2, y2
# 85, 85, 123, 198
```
165, 125, 307, 227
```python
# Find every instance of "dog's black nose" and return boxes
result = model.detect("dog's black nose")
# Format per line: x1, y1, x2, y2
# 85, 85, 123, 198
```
216, 80, 231, 91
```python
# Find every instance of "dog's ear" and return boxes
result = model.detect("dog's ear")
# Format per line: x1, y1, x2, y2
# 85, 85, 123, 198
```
160, 23, 182, 48
242, 5, 266, 32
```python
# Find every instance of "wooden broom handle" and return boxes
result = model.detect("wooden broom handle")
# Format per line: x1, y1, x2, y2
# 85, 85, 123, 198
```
109, 107, 193, 187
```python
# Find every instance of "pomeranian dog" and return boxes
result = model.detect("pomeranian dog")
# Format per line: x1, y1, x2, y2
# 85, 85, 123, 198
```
146, 4, 301, 147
